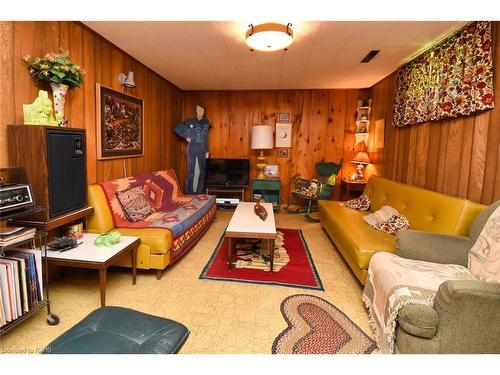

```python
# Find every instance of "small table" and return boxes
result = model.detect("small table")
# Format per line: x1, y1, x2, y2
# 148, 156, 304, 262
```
340, 178, 367, 201
225, 202, 277, 272
45, 233, 139, 307
251, 178, 281, 211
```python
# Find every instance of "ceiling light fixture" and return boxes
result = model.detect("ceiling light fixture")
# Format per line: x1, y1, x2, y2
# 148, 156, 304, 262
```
246, 23, 293, 52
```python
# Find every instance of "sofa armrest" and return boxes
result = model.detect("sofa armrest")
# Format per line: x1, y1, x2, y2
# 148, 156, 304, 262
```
433, 280, 500, 353
396, 230, 473, 267
397, 304, 438, 339
117, 228, 171, 255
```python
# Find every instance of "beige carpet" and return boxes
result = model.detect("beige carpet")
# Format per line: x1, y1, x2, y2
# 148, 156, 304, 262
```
0, 210, 373, 354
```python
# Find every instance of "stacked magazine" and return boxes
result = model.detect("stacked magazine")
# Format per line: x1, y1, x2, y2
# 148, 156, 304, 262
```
0, 227, 36, 247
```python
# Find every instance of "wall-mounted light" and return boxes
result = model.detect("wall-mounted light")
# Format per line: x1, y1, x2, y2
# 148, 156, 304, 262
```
118, 71, 136, 91
246, 23, 293, 52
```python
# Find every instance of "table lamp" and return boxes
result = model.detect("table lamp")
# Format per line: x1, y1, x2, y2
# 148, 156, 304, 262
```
251, 125, 274, 179
350, 151, 371, 181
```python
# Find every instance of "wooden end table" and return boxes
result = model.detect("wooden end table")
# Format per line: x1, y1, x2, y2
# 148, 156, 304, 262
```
45, 233, 139, 307
225, 202, 277, 272
340, 178, 367, 201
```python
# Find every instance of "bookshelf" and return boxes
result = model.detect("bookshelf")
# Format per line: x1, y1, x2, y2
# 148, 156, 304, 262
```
354, 99, 371, 147
0, 206, 59, 336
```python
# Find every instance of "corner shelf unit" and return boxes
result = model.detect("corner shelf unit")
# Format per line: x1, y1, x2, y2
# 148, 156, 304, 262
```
354, 99, 371, 147
0, 206, 59, 336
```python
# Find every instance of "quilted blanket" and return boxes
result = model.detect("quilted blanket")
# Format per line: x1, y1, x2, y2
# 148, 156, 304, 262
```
99, 170, 216, 261
362, 252, 477, 353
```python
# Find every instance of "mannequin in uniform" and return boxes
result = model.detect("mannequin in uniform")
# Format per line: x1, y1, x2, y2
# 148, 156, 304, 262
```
174, 103, 210, 194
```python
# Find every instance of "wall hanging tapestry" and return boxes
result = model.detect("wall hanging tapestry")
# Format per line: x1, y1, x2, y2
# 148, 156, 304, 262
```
199, 228, 324, 290
272, 294, 376, 354
393, 21, 494, 128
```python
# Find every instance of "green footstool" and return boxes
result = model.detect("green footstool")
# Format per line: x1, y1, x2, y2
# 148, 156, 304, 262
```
43, 306, 189, 354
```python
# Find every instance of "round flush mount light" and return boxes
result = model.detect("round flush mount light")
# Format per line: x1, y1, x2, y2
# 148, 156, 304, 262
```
246, 23, 293, 52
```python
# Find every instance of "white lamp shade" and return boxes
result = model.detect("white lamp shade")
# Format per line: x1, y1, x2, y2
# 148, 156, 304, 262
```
251, 125, 274, 150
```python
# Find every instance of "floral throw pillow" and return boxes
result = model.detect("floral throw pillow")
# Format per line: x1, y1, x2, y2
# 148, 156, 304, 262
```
116, 185, 154, 222
363, 205, 411, 235
468, 205, 500, 283
344, 194, 371, 211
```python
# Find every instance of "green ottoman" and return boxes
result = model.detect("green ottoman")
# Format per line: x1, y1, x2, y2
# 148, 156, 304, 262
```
43, 306, 189, 354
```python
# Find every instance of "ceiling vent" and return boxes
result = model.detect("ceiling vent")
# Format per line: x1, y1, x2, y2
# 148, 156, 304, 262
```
361, 50, 380, 63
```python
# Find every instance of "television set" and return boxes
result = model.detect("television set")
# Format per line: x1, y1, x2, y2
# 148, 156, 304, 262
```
205, 158, 249, 188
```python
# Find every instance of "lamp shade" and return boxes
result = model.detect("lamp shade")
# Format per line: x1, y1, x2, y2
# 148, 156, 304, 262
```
351, 151, 371, 165
119, 71, 136, 88
251, 125, 274, 150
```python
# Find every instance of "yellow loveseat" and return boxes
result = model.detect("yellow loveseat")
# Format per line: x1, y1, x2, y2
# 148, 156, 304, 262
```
319, 176, 485, 284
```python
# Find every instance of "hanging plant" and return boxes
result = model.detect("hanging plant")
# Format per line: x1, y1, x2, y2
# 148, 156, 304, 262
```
23, 49, 85, 89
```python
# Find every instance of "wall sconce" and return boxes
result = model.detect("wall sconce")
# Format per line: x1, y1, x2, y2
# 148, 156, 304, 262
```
118, 71, 136, 91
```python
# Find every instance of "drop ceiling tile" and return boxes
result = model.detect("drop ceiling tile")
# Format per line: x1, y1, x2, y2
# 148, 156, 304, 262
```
84, 21, 468, 90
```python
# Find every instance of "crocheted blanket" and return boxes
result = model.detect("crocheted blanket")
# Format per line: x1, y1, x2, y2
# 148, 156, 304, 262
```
362, 252, 476, 353
99, 170, 216, 262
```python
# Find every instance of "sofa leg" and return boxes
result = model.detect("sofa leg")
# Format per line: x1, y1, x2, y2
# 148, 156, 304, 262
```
156, 269, 162, 280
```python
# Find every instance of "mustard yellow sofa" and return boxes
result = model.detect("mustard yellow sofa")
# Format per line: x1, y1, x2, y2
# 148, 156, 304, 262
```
87, 182, 216, 279
319, 176, 485, 284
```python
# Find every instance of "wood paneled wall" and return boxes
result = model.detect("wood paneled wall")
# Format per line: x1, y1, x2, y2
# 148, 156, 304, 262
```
182, 90, 367, 202
0, 21, 183, 184
369, 23, 500, 205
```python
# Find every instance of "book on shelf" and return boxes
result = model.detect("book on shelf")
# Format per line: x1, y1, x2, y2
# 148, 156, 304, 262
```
0, 248, 43, 328
0, 227, 36, 247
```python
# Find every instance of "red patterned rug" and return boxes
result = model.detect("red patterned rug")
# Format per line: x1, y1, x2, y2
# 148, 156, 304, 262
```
272, 294, 376, 354
199, 228, 324, 290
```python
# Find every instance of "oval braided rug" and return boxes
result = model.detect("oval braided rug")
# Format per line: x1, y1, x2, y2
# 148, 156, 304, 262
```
272, 294, 376, 354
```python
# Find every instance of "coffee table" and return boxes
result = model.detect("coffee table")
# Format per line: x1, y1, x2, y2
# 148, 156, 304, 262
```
225, 202, 277, 272
45, 233, 139, 307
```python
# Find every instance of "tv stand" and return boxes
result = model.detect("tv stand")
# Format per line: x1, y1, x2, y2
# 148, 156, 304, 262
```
205, 185, 245, 209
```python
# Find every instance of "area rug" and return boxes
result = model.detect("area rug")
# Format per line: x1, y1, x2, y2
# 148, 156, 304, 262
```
199, 228, 324, 290
272, 294, 376, 354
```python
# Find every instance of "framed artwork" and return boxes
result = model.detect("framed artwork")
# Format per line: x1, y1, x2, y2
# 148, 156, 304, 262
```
275, 122, 292, 148
278, 149, 289, 158
278, 113, 290, 122
374, 119, 385, 149
96, 83, 144, 160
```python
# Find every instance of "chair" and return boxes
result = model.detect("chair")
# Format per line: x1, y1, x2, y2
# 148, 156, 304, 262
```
364, 200, 500, 354
43, 306, 190, 354
285, 159, 342, 222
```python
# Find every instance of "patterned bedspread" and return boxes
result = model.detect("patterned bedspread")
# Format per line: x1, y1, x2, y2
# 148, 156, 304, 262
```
362, 252, 477, 353
99, 170, 216, 260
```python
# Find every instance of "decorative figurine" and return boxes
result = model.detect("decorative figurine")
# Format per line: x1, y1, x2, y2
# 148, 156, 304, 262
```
254, 200, 268, 221
174, 102, 210, 194
23, 90, 57, 126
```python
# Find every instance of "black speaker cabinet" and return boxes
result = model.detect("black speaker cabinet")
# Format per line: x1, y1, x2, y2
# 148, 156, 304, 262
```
7, 125, 87, 220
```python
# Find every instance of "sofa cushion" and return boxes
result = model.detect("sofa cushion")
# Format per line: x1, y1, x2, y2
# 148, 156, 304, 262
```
363, 176, 484, 236
468, 200, 500, 243
344, 193, 371, 210
468, 204, 500, 283
363, 206, 410, 235
319, 201, 396, 269
116, 186, 154, 222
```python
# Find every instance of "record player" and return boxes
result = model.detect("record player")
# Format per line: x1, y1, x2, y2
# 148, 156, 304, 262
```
0, 167, 35, 220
